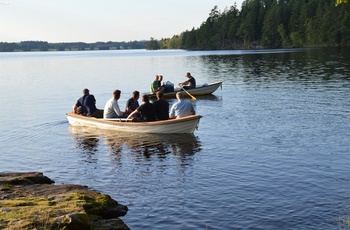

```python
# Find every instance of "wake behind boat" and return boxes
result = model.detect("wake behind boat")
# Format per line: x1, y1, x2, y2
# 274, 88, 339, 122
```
147, 80, 223, 99
66, 113, 202, 134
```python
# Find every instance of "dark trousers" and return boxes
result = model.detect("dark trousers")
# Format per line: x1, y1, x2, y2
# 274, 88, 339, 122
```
90, 109, 104, 118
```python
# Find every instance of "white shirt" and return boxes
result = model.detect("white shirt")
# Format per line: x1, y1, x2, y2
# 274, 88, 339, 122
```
103, 97, 123, 118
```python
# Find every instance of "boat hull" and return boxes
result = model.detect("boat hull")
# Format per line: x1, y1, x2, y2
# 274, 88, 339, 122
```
66, 113, 202, 134
147, 80, 223, 98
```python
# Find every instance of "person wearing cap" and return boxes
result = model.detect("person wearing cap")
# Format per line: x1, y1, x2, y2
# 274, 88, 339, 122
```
104, 89, 127, 119
153, 91, 169, 120
73, 88, 103, 118
169, 92, 195, 119
179, 72, 196, 90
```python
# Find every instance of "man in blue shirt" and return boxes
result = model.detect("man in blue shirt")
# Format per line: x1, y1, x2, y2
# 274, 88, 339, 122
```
169, 92, 195, 118
74, 88, 103, 118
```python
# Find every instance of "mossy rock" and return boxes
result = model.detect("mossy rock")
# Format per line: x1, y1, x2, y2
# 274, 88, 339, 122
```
0, 172, 129, 229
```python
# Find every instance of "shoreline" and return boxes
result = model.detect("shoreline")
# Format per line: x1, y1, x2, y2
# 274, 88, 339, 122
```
0, 172, 129, 229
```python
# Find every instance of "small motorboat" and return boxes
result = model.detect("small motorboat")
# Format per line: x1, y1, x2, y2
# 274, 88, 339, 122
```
146, 80, 223, 98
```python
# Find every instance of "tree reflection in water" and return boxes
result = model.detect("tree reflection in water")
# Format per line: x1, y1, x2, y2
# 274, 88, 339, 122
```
68, 126, 202, 166
68, 126, 100, 164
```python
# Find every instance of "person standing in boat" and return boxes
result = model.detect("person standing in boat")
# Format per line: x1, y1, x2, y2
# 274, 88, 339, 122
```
169, 92, 195, 118
103, 89, 127, 119
124, 90, 140, 115
158, 75, 163, 87
150, 75, 160, 94
73, 88, 103, 118
179, 72, 196, 90
158, 75, 166, 92
153, 91, 169, 120
127, 94, 156, 122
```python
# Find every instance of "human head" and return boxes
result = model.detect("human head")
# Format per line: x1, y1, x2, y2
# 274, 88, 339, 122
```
158, 75, 163, 81
186, 72, 191, 78
142, 94, 150, 103
176, 92, 184, 100
154, 75, 159, 81
113, 89, 121, 100
132, 91, 140, 99
156, 91, 163, 99
83, 88, 89, 95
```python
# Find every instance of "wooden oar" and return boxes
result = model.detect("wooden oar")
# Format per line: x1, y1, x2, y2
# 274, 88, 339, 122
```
181, 87, 196, 100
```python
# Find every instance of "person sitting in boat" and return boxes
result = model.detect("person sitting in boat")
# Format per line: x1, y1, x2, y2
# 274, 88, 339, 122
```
73, 88, 103, 118
103, 89, 127, 119
127, 94, 156, 122
150, 75, 161, 94
124, 90, 140, 115
153, 91, 169, 120
158, 75, 166, 92
169, 92, 195, 119
179, 72, 196, 90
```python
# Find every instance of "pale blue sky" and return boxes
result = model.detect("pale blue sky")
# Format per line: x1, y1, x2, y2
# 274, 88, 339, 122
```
0, 0, 243, 43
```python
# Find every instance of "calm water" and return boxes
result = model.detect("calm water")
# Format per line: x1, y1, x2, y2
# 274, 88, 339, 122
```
1, 48, 350, 229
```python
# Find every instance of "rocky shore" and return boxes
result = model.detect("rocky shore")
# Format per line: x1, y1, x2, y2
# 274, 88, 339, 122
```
0, 172, 129, 229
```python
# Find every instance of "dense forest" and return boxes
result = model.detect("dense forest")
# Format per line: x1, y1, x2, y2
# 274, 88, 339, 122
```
159, 0, 350, 49
0, 0, 348, 52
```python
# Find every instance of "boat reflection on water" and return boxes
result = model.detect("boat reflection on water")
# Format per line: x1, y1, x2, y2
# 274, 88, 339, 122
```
68, 126, 202, 163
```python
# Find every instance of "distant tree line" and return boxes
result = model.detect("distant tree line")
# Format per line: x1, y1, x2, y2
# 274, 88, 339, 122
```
0, 40, 147, 52
1, 0, 348, 52
159, 0, 350, 49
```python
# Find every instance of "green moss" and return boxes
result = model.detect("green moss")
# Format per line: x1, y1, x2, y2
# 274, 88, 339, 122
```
0, 191, 120, 229
0, 193, 87, 229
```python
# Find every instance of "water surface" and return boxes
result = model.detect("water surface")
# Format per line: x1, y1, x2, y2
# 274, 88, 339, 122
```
1, 48, 350, 229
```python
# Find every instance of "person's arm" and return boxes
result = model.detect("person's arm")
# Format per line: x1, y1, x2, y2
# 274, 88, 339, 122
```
113, 101, 124, 117
179, 80, 189, 86
127, 109, 138, 119
73, 105, 79, 113
124, 99, 131, 113
73, 99, 81, 113
169, 105, 176, 119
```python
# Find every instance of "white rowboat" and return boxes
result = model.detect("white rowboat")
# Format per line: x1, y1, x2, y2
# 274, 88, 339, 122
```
147, 80, 223, 98
66, 113, 202, 134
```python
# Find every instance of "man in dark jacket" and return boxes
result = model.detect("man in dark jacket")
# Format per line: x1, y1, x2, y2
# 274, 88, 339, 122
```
74, 88, 103, 118
153, 91, 169, 120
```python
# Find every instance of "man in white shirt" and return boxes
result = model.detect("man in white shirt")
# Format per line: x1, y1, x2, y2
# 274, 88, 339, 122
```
103, 89, 126, 119
169, 92, 195, 118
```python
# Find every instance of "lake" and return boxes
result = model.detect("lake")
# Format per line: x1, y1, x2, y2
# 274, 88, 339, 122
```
1, 48, 350, 229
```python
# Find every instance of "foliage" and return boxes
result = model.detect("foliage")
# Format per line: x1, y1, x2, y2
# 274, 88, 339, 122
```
336, 0, 348, 6
1, 0, 348, 52
159, 0, 350, 50
146, 37, 160, 50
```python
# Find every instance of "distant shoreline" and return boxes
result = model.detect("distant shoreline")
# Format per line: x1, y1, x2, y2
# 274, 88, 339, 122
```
0, 40, 148, 52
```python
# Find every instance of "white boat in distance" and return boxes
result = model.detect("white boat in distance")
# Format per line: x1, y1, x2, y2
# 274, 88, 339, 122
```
147, 80, 223, 98
66, 113, 202, 134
